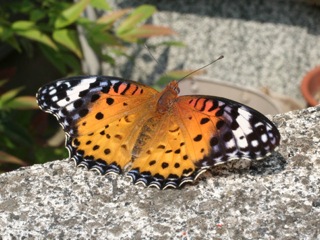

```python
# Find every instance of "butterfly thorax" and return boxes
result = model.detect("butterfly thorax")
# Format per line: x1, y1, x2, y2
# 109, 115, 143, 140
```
132, 81, 180, 158
156, 81, 180, 114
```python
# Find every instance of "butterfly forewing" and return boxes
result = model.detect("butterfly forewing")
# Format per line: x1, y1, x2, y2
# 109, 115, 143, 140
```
37, 76, 158, 172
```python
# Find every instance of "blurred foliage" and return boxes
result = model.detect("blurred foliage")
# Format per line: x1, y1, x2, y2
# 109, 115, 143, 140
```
0, 1, 180, 172
0, 0, 176, 75
0, 79, 40, 172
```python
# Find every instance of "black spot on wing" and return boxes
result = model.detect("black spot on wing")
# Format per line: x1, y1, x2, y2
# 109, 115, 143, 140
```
95, 112, 104, 120
113, 81, 122, 93
106, 98, 114, 105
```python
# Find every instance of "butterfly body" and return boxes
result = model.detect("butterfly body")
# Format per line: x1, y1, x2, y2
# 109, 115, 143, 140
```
37, 76, 280, 189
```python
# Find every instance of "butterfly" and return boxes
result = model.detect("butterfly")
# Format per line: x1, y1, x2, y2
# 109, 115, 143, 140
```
37, 75, 281, 189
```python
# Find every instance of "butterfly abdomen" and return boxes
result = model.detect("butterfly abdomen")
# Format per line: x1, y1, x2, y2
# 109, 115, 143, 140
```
132, 117, 159, 158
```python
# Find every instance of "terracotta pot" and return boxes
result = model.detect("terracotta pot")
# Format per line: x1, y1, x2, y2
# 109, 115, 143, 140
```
300, 66, 320, 107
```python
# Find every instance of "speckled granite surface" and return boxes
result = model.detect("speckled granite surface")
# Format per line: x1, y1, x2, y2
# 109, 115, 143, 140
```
105, 0, 320, 106
0, 106, 319, 239
1, 1, 319, 239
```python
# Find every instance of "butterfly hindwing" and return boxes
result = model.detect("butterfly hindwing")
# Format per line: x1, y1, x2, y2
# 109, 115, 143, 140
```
127, 115, 200, 189
128, 95, 280, 188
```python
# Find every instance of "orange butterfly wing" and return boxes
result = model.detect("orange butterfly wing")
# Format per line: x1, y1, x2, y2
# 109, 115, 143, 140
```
128, 93, 280, 189
37, 77, 280, 189
37, 76, 158, 174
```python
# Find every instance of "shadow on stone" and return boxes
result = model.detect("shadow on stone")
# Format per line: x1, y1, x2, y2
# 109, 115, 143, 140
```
205, 151, 287, 180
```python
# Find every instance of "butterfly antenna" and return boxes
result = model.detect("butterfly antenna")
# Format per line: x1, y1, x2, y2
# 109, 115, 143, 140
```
177, 55, 224, 83
144, 43, 161, 65
144, 43, 170, 82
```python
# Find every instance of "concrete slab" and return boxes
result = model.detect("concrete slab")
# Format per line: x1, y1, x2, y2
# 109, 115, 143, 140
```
0, 106, 319, 239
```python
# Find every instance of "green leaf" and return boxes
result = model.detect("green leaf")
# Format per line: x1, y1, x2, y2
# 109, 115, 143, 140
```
116, 5, 156, 35
15, 28, 57, 50
157, 41, 186, 47
4, 96, 38, 110
101, 54, 115, 66
39, 44, 67, 74
11, 20, 35, 30
6, 36, 22, 51
0, 87, 23, 108
77, 17, 92, 25
11, 1, 34, 14
109, 48, 130, 57
60, 53, 82, 74
0, 80, 8, 88
90, 0, 111, 10
0, 151, 27, 166
54, 0, 90, 28
40, 42, 82, 74
30, 9, 46, 22
156, 70, 205, 85
156, 75, 175, 86
0, 26, 22, 51
97, 8, 131, 25
1, 117, 33, 147
88, 28, 120, 46
53, 29, 82, 58
119, 25, 175, 42
0, 26, 12, 40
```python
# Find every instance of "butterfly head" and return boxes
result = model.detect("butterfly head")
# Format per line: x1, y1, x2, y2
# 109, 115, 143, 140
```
167, 80, 180, 94
156, 81, 180, 114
